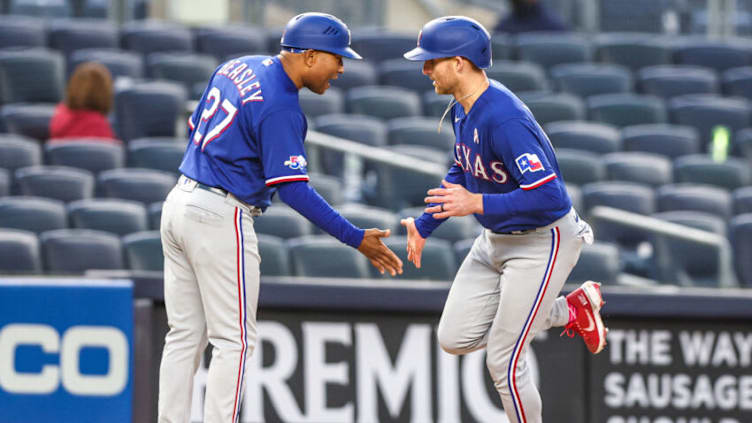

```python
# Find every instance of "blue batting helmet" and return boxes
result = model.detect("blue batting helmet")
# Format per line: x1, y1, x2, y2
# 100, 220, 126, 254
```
403, 16, 492, 69
280, 12, 362, 60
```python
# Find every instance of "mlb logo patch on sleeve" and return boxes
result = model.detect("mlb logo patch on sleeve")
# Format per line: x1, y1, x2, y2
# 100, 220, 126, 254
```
516, 153, 544, 173
284, 155, 307, 170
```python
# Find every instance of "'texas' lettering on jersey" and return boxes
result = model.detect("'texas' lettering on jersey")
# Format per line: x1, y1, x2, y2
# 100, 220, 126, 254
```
454, 143, 508, 184
216, 59, 264, 103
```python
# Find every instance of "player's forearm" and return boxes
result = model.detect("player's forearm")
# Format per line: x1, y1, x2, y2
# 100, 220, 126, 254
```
277, 181, 364, 248
482, 179, 565, 218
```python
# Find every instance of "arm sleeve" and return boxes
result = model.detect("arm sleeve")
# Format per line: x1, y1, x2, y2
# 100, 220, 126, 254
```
412, 163, 465, 239
277, 181, 364, 248
258, 110, 310, 186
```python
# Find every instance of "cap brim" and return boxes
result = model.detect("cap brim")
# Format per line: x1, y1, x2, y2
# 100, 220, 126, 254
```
403, 46, 447, 61
338, 46, 362, 60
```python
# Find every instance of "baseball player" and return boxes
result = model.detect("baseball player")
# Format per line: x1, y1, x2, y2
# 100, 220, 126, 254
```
158, 13, 403, 423
400, 16, 607, 423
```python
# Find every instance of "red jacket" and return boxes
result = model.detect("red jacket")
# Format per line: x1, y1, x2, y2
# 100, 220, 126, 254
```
49, 103, 119, 142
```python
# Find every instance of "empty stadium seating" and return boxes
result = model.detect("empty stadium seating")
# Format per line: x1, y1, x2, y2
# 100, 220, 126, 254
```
603, 152, 673, 186
45, 141, 125, 174
587, 93, 667, 127
669, 94, 751, 151
194, 25, 267, 62
120, 21, 193, 56
0, 134, 41, 173
257, 234, 290, 276
15, 165, 95, 202
332, 60, 378, 91
550, 63, 632, 98
722, 66, 752, 98
0, 196, 67, 233
593, 32, 672, 71
127, 138, 184, 174
733, 187, 752, 215
346, 85, 422, 120
298, 86, 344, 118
673, 155, 751, 189
253, 205, 313, 239
69, 48, 144, 79
638, 65, 718, 99
487, 60, 549, 93
1, 104, 57, 141
146, 52, 218, 100
399, 207, 481, 244
514, 32, 591, 70
566, 241, 621, 285
378, 59, 433, 93
48, 19, 119, 59
114, 80, 187, 142
122, 230, 163, 271
68, 198, 148, 235
673, 37, 752, 72
545, 121, 621, 153
0, 49, 64, 104
555, 148, 606, 186
730, 214, 752, 287
338, 203, 400, 233
387, 116, 453, 150
40, 228, 123, 274
657, 184, 733, 218
288, 235, 370, 278
621, 124, 701, 159
0, 15, 45, 48
381, 236, 456, 281
97, 168, 175, 204
518, 92, 585, 124
0, 228, 41, 274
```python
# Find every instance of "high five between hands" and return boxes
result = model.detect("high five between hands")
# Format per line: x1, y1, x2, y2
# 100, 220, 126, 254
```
401, 180, 483, 269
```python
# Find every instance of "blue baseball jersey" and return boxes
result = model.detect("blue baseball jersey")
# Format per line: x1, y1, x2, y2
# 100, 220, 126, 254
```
421, 79, 571, 234
179, 55, 309, 208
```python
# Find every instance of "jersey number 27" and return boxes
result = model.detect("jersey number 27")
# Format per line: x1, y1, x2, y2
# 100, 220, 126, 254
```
193, 87, 238, 151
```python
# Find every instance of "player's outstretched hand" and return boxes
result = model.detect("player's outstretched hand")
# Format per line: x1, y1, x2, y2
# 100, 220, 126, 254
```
424, 179, 483, 219
357, 228, 403, 276
400, 217, 426, 269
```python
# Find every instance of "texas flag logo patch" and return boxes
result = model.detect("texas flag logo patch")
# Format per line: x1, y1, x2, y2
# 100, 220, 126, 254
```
516, 153, 544, 173
284, 155, 307, 170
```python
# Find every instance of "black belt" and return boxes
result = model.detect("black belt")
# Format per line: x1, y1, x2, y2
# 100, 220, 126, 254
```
195, 181, 228, 196
495, 229, 536, 235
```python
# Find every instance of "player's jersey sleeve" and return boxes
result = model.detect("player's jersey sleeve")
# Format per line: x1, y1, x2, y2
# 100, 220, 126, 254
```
492, 118, 558, 190
258, 109, 310, 186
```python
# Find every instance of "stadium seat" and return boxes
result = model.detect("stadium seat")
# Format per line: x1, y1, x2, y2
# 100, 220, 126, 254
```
114, 81, 187, 142
298, 86, 344, 118
486, 60, 549, 93
399, 206, 481, 244
312, 113, 386, 177
0, 168, 7, 197
9, 0, 71, 17
567, 184, 583, 212
347, 86, 422, 120
593, 32, 672, 71
566, 241, 621, 285
0, 49, 64, 104
673, 155, 751, 190
1, 104, 57, 141
48, 19, 119, 59
253, 205, 313, 239
338, 203, 400, 233
657, 183, 733, 218
0, 196, 66, 233
422, 91, 453, 118
382, 236, 456, 281
68, 48, 144, 79
98, 168, 176, 204
603, 152, 672, 186
146, 52, 218, 100
621, 124, 700, 159
257, 234, 289, 276
638, 65, 718, 99
517, 92, 585, 124
378, 59, 433, 93
122, 230, 163, 271
264, 27, 283, 55
555, 148, 606, 186
582, 181, 656, 215
598, 0, 667, 32
288, 235, 370, 278
730, 214, 752, 287
331, 60, 378, 91
735, 127, 752, 160
387, 116, 454, 150
148, 201, 163, 230
0, 135, 41, 173
68, 199, 148, 236
550, 63, 632, 98
544, 121, 621, 154
45, 141, 125, 175
669, 95, 751, 150
0, 16, 45, 48
733, 187, 752, 215
0, 228, 41, 274
194, 25, 267, 62
370, 145, 446, 211
722, 66, 752, 98
587, 93, 667, 127
491, 33, 511, 61
127, 138, 185, 174
350, 31, 417, 63
40, 228, 123, 274
514, 32, 591, 70
308, 173, 345, 206
673, 37, 752, 73
15, 166, 94, 202
120, 21, 193, 56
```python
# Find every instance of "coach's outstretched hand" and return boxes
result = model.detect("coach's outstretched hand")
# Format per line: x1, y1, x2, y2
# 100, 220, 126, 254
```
400, 217, 426, 268
358, 229, 403, 276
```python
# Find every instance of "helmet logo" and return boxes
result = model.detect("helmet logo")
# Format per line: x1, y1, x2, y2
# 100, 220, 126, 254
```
323, 26, 339, 35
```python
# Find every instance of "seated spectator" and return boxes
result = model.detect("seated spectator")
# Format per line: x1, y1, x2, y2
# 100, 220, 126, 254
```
49, 62, 119, 143
494, 0, 568, 34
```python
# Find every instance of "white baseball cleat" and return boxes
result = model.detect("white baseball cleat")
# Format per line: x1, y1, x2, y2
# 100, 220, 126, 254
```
562, 281, 608, 354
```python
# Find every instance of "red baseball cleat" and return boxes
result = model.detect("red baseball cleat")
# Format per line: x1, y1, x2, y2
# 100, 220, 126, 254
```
562, 281, 608, 354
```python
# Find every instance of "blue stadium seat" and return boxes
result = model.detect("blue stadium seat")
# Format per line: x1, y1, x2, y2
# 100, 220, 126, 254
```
593, 32, 672, 71
550, 63, 632, 98
453, 238, 475, 269
387, 116, 453, 150
122, 230, 163, 271
9, 0, 71, 17
308, 173, 345, 206
735, 127, 752, 160
0, 196, 66, 233
1, 104, 57, 141
0, 15, 45, 48
288, 235, 370, 278
486, 60, 549, 93
148, 201, 163, 230
347, 85, 422, 120
555, 148, 605, 186
730, 214, 752, 287
40, 228, 123, 274
668, 94, 751, 151
369, 145, 446, 211
517, 92, 585, 124
621, 124, 700, 159
673, 155, 751, 190
638, 65, 718, 99
0, 49, 64, 104
544, 121, 621, 154
48, 19, 119, 59
68, 198, 148, 236
657, 183, 733, 218
97, 168, 176, 204
566, 241, 621, 285
567, 184, 583, 212
15, 166, 94, 202
0, 134, 41, 173
0, 228, 41, 273
422, 91, 453, 118
338, 203, 400, 233
298, 86, 344, 118
382, 236, 456, 281
587, 93, 666, 127
733, 187, 752, 215
582, 181, 656, 215
68, 48, 144, 79
603, 152, 672, 186
253, 205, 313, 239
127, 138, 184, 174
0, 168, 8, 197
722, 66, 752, 98
257, 234, 289, 276
598, 0, 667, 32
120, 21, 193, 56
491, 33, 512, 61
514, 32, 591, 70
194, 25, 267, 62
114, 81, 187, 142
332, 60, 378, 91
399, 206, 481, 244
673, 38, 752, 73
378, 59, 433, 93
312, 113, 386, 177
45, 141, 125, 175
146, 52, 218, 100
350, 31, 417, 63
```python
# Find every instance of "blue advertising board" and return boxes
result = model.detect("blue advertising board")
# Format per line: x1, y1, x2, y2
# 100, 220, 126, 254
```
0, 279, 133, 423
